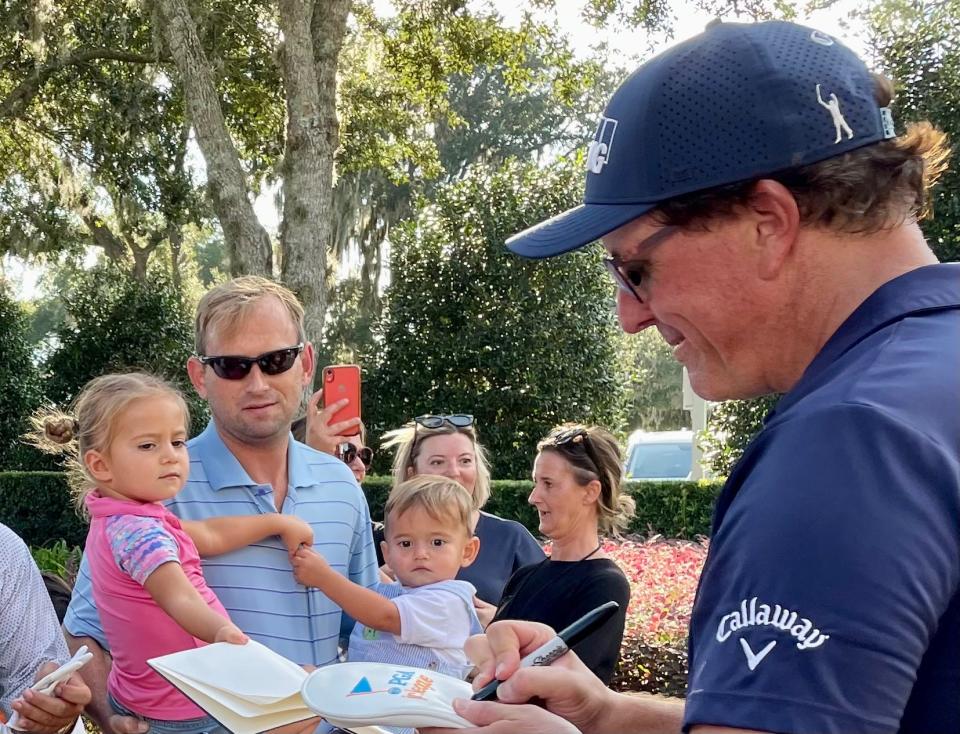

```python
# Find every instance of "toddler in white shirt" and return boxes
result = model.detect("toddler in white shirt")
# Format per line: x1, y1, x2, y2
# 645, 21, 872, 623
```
292, 475, 482, 677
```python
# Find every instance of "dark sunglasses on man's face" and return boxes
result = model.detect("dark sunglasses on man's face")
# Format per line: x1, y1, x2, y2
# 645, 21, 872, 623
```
198, 343, 304, 381
414, 414, 474, 429
602, 225, 681, 303
336, 441, 373, 468
603, 256, 645, 303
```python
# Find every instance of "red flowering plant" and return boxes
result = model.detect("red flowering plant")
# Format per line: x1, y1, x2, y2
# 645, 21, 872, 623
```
607, 536, 708, 696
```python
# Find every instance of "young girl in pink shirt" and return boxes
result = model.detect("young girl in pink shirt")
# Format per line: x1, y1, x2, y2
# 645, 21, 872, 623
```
32, 372, 313, 734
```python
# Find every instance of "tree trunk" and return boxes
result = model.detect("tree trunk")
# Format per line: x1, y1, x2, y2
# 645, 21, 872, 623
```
154, 0, 272, 277
168, 221, 183, 293
131, 246, 150, 281
275, 0, 350, 345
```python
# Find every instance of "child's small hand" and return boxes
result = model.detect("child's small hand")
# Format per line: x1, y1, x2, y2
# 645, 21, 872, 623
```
278, 516, 314, 556
215, 623, 249, 645
291, 545, 327, 587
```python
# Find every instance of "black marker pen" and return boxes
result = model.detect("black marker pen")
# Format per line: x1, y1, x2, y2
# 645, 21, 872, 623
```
471, 601, 620, 702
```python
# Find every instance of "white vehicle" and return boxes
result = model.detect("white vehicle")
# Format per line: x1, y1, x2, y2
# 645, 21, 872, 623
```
624, 429, 694, 481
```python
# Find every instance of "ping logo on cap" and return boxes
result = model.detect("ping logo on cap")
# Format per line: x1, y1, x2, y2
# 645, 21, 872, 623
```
587, 116, 618, 174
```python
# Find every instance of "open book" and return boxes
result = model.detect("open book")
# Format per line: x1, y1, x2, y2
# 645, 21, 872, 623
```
148, 640, 389, 734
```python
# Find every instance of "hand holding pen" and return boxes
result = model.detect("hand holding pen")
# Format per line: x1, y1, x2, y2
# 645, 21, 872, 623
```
418, 604, 621, 734
471, 601, 620, 701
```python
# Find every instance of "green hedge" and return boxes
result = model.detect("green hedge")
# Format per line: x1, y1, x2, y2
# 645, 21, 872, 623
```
0, 472, 88, 548
1, 471, 722, 548
339, 476, 720, 540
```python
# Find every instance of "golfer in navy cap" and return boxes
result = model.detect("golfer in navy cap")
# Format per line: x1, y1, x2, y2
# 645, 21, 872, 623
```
422, 19, 960, 734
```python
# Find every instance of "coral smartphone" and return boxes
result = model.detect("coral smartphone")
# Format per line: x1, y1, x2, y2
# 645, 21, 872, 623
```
322, 364, 361, 436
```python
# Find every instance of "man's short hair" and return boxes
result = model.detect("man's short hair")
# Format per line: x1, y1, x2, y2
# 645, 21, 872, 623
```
194, 276, 305, 355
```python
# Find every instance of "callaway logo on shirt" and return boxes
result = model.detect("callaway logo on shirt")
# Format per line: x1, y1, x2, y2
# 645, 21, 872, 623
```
716, 596, 829, 670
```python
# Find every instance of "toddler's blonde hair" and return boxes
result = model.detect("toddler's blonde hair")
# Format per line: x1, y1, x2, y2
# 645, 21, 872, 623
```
383, 475, 475, 539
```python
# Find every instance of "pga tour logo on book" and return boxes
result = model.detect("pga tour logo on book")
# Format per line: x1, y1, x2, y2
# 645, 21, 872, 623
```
348, 669, 435, 699
587, 116, 618, 174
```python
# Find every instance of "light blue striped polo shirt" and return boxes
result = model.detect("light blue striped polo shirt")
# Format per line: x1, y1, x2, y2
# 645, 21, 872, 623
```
64, 422, 379, 668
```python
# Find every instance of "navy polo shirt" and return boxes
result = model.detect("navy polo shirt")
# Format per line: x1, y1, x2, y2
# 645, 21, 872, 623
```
684, 264, 960, 734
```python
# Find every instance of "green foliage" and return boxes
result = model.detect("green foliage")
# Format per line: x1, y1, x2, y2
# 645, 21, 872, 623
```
618, 329, 689, 432
41, 262, 208, 435
626, 480, 719, 539
865, 0, 960, 264
328, 6, 620, 363
367, 156, 627, 479
0, 471, 87, 547
359, 474, 392, 522
0, 283, 48, 469
6, 470, 722, 547
317, 276, 380, 369
484, 481, 543, 536
578, 0, 796, 30
0, 0, 210, 277
701, 394, 780, 477
29, 539, 81, 581
339, 7, 616, 184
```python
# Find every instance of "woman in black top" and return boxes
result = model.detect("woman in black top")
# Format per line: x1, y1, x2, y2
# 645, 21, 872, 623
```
494, 424, 634, 684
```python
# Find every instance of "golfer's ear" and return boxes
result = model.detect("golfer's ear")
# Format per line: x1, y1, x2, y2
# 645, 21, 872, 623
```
749, 179, 800, 281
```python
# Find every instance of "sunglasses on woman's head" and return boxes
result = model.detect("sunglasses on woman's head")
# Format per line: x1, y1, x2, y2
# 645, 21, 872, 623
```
336, 441, 373, 468
198, 344, 304, 380
551, 427, 601, 472
414, 414, 474, 429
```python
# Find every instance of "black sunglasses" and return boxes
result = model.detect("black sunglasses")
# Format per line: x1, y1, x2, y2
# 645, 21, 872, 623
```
198, 343, 304, 381
336, 441, 373, 468
602, 225, 681, 302
551, 427, 601, 473
414, 414, 475, 429
603, 256, 645, 303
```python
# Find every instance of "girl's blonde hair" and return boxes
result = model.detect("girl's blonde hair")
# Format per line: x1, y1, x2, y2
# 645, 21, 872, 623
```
537, 423, 635, 536
27, 372, 190, 511
380, 421, 492, 509
383, 475, 474, 538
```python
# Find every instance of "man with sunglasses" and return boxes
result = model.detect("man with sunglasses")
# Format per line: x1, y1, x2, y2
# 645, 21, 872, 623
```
63, 277, 378, 734
427, 19, 960, 734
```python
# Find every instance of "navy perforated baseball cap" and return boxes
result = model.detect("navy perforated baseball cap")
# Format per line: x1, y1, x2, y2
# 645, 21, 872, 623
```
507, 20, 896, 258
